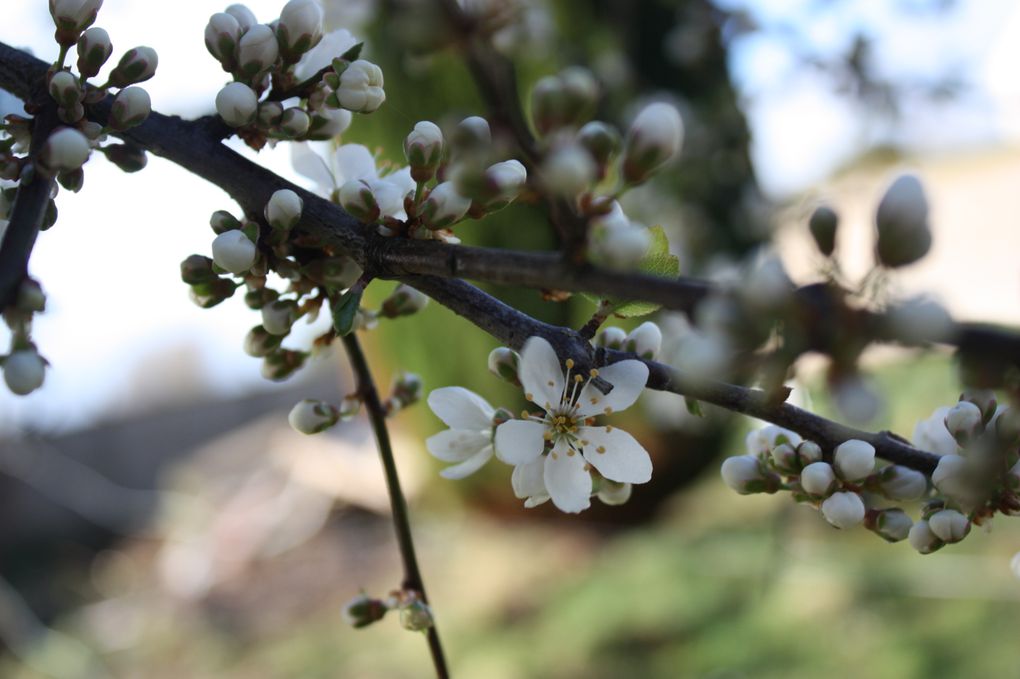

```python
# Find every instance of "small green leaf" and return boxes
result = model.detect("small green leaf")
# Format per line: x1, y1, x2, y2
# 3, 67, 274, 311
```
332, 287, 363, 335
685, 397, 703, 417
340, 42, 364, 62
584, 225, 680, 318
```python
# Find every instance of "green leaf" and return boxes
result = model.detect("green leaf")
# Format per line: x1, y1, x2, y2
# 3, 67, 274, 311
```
332, 287, 363, 336
685, 397, 703, 417
584, 225, 680, 318
341, 42, 364, 62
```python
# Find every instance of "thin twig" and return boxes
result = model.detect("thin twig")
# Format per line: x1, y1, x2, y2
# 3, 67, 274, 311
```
340, 332, 450, 679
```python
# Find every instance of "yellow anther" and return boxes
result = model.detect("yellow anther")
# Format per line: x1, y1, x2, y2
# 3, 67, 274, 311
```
596, 446, 606, 454
543, 431, 553, 440
590, 397, 599, 405
574, 375, 583, 383
551, 452, 559, 460
580, 440, 589, 446
566, 449, 576, 457
589, 369, 599, 377
604, 407, 613, 415
565, 359, 575, 369
584, 463, 592, 472
605, 425, 613, 433
547, 380, 554, 387
525, 392, 533, 401
520, 410, 530, 419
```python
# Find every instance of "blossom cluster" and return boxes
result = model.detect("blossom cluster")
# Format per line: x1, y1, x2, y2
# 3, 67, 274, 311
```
1, 0, 157, 397
721, 391, 1020, 554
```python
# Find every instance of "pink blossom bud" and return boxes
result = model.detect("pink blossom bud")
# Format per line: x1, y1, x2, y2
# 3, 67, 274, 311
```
50, 0, 103, 44
76, 27, 111, 79
404, 120, 444, 182
48, 70, 81, 109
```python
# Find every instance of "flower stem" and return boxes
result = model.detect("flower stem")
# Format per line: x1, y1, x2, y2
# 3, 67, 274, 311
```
340, 332, 450, 679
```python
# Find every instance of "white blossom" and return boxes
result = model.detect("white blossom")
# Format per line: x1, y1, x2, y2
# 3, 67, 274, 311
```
833, 439, 875, 482
494, 336, 651, 513
211, 230, 256, 274
278, 0, 324, 60
820, 491, 865, 529
800, 461, 836, 497
913, 406, 959, 456
293, 28, 357, 82
41, 127, 90, 173
624, 321, 661, 360
265, 189, 303, 230
237, 24, 279, 76
928, 509, 970, 543
215, 82, 258, 127
421, 182, 471, 229
426, 387, 497, 479
944, 401, 983, 444
337, 59, 385, 113
908, 519, 942, 554
292, 142, 413, 219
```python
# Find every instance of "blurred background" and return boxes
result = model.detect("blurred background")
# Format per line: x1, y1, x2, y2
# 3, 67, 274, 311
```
2, 0, 1020, 677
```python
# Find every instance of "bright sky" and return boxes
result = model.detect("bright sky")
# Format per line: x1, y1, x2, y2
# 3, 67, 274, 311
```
2, 0, 1019, 433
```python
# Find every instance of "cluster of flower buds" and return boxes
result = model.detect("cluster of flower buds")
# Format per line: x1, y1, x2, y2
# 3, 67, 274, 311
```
207, 1, 384, 146
342, 589, 433, 633
1, 278, 49, 396
723, 391, 1020, 554
594, 321, 662, 360
288, 395, 361, 434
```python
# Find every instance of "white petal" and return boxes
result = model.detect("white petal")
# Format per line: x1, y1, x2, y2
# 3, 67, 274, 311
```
580, 425, 652, 484
518, 336, 564, 410
386, 166, 417, 197
524, 496, 550, 508
576, 360, 648, 417
440, 446, 493, 479
426, 429, 490, 462
290, 142, 335, 195
334, 143, 378, 183
427, 387, 494, 430
494, 419, 546, 465
293, 28, 358, 82
543, 442, 592, 513
511, 457, 547, 498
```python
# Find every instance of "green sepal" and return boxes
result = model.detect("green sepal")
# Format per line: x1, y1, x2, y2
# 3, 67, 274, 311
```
332, 286, 364, 335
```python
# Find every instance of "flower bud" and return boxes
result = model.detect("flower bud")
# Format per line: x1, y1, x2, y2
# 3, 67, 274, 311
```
597, 480, 632, 506
389, 372, 423, 411
338, 179, 380, 222
478, 159, 527, 210
48, 70, 81, 109
833, 439, 875, 482
944, 401, 983, 446
211, 229, 256, 274
866, 508, 912, 543
75, 26, 113, 79
265, 189, 303, 230
720, 455, 778, 494
288, 398, 340, 434
3, 349, 46, 395
577, 121, 620, 172
50, 0, 102, 44
205, 12, 241, 70
832, 376, 881, 425
210, 210, 242, 234
540, 144, 595, 196
530, 67, 598, 135
928, 509, 970, 543
741, 252, 792, 311
622, 102, 683, 184
261, 349, 306, 381
931, 454, 975, 503
109, 86, 150, 130
908, 519, 942, 554
342, 593, 388, 628
877, 465, 927, 501
225, 3, 257, 31
277, 0, 324, 62
624, 321, 661, 360
261, 300, 296, 336
421, 182, 471, 229
278, 107, 311, 138
102, 142, 147, 173
799, 461, 836, 497
237, 24, 279, 78
594, 326, 626, 351
243, 325, 282, 357
996, 408, 1020, 450
820, 491, 865, 529
808, 205, 838, 257
40, 127, 91, 173
875, 174, 931, 268
487, 347, 520, 384
189, 278, 237, 308
306, 107, 351, 140
886, 296, 953, 345
961, 389, 997, 423
588, 212, 650, 270
404, 121, 443, 183
180, 254, 217, 284
380, 284, 428, 318
16, 280, 46, 313
108, 46, 158, 87
399, 600, 433, 632
450, 116, 491, 156
797, 440, 823, 466
215, 82, 258, 127
336, 60, 385, 113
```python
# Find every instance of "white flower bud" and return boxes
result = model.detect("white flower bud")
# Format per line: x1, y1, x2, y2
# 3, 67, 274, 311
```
50, 0, 102, 36
944, 401, 983, 446
3, 350, 46, 395
928, 509, 970, 544
480, 159, 527, 208
205, 12, 242, 69
288, 398, 340, 434
622, 102, 683, 184
109, 86, 150, 130
243, 325, 282, 357
421, 182, 471, 229
215, 82, 258, 127
487, 347, 520, 384
237, 24, 279, 78
595, 326, 626, 350
336, 60, 385, 113
380, 283, 428, 318
875, 174, 931, 268
261, 301, 296, 336
886, 297, 953, 344
225, 3, 257, 31
577, 121, 621, 168
338, 179, 380, 222
872, 508, 913, 543
211, 229, 256, 274
278, 107, 311, 138
800, 461, 836, 497
277, 0, 324, 61
908, 519, 942, 554
41, 127, 91, 173
961, 389, 997, 423
16, 280, 46, 313
720, 455, 775, 495
404, 121, 443, 182
540, 144, 595, 196
878, 465, 928, 501
108, 46, 158, 87
624, 321, 661, 360
932, 454, 969, 497
48, 70, 81, 109
597, 480, 632, 506
399, 600, 433, 632
451, 116, 491, 155
820, 491, 865, 529
797, 440, 823, 465
769, 443, 798, 473
587, 202, 651, 269
76, 25, 112, 77
265, 189, 303, 230
833, 439, 876, 482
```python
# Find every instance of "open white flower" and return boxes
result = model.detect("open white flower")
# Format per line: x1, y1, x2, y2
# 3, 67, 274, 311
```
291, 142, 414, 219
494, 336, 651, 513
426, 387, 497, 479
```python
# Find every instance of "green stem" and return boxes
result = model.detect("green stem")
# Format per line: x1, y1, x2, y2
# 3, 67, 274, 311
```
55, 44, 69, 70
340, 332, 450, 679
